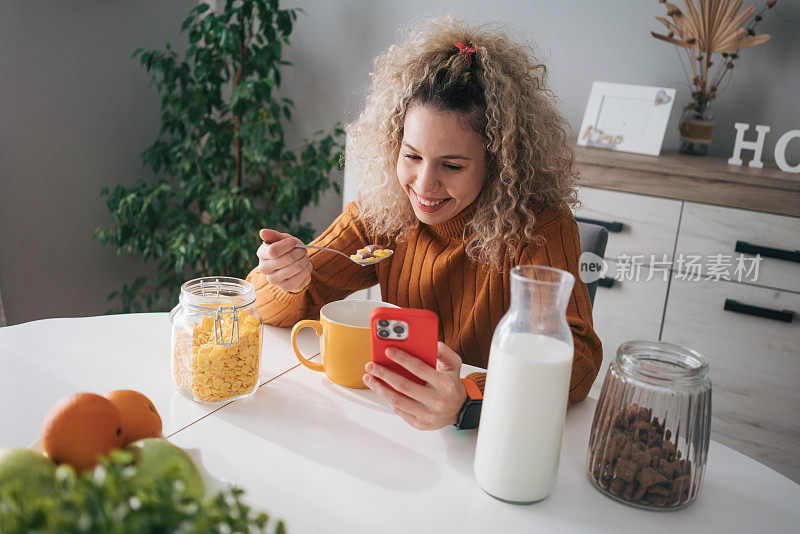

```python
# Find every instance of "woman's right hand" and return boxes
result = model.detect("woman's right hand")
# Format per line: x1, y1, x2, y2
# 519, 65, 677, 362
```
257, 229, 312, 293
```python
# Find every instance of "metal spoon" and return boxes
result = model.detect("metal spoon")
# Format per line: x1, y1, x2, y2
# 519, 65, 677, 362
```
295, 244, 393, 266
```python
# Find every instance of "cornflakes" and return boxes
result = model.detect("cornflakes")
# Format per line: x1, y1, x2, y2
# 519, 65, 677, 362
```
172, 311, 261, 402
350, 244, 392, 263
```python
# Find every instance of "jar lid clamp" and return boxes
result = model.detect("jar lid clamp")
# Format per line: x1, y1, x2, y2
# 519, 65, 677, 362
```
214, 306, 240, 348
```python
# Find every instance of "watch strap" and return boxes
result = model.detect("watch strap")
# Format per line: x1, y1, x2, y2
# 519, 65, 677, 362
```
455, 377, 483, 430
461, 377, 483, 400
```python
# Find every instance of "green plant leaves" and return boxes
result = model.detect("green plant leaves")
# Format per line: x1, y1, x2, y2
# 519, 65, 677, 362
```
95, 0, 344, 313
0, 449, 281, 532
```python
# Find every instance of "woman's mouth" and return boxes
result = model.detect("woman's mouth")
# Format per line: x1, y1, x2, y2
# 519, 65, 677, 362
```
412, 190, 451, 213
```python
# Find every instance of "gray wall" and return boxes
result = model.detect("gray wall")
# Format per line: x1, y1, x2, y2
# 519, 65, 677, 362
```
2, 0, 798, 325
1, 0, 196, 325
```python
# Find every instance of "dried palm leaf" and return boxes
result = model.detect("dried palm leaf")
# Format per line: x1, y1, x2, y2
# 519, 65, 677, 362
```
712, 26, 747, 50
664, 2, 698, 43
721, 33, 772, 50
685, 0, 704, 48
651, 30, 694, 49
708, 0, 725, 33
652, 0, 771, 54
656, 16, 682, 36
725, 4, 758, 36
722, 0, 744, 25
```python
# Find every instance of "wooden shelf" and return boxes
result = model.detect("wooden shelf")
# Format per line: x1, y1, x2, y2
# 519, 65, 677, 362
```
574, 147, 800, 217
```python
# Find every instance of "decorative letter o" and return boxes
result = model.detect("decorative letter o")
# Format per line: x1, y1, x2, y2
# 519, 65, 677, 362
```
774, 130, 800, 173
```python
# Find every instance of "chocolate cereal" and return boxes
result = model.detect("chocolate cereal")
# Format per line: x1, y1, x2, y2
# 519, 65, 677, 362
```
588, 403, 692, 508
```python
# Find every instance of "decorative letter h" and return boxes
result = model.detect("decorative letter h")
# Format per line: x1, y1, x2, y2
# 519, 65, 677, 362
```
728, 123, 770, 169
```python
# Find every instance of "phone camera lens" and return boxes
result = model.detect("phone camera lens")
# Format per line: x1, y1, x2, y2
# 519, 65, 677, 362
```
377, 329, 390, 338
377, 320, 390, 328
393, 325, 405, 334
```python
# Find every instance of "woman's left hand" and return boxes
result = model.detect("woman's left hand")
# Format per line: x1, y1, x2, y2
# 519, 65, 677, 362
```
363, 342, 467, 430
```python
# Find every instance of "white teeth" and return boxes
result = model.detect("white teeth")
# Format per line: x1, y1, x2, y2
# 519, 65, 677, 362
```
416, 193, 446, 207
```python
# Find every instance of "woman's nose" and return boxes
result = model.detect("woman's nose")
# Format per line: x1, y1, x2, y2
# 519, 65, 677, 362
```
414, 162, 440, 193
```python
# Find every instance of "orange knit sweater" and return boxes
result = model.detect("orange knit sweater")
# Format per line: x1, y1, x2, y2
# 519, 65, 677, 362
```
247, 201, 603, 404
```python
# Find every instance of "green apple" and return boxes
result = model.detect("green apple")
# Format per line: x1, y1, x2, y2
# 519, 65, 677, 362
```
0, 448, 57, 497
126, 438, 204, 500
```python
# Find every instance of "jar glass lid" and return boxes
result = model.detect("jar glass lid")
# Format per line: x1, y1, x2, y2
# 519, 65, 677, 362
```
616, 340, 709, 386
179, 277, 256, 311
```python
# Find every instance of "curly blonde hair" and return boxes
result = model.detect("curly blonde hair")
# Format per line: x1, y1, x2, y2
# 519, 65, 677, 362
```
347, 16, 579, 269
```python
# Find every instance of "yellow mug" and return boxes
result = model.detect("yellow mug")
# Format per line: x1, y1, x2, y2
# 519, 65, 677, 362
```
290, 299, 397, 388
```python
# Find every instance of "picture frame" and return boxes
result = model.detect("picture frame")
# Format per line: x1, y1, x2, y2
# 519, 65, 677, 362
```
577, 81, 676, 156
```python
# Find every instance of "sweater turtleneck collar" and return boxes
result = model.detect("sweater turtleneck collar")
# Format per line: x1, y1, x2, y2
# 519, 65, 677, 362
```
424, 199, 478, 239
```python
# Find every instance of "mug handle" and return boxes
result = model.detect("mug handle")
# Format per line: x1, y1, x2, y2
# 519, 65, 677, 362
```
290, 320, 325, 372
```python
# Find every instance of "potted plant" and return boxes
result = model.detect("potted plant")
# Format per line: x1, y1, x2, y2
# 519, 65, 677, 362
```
651, 0, 776, 155
95, 0, 344, 312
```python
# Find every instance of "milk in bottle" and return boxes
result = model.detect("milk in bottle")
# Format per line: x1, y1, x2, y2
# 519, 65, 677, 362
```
473, 265, 575, 503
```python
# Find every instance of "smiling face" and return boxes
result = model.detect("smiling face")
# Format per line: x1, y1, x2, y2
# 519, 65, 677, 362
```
396, 103, 487, 226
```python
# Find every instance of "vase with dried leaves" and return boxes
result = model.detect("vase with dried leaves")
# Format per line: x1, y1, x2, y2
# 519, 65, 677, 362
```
651, 0, 776, 155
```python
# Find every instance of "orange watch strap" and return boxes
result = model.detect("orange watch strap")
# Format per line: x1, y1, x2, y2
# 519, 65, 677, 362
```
461, 377, 483, 400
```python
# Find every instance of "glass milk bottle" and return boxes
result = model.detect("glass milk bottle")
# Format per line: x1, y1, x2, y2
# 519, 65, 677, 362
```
474, 265, 575, 503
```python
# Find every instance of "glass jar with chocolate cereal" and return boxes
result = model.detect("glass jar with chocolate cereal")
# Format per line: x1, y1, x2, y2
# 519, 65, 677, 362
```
586, 340, 711, 510
170, 277, 262, 403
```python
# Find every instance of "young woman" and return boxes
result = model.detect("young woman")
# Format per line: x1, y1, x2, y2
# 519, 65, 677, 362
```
247, 17, 602, 430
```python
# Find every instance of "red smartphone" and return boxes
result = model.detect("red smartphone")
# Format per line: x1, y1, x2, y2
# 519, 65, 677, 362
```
370, 307, 438, 386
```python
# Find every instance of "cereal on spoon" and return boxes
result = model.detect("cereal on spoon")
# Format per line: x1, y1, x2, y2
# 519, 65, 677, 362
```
350, 244, 392, 263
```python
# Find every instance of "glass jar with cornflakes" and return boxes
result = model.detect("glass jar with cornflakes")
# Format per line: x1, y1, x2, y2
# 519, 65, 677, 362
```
170, 277, 262, 403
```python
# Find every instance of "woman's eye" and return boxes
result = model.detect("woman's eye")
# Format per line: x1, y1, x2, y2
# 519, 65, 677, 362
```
443, 164, 462, 171
404, 153, 421, 160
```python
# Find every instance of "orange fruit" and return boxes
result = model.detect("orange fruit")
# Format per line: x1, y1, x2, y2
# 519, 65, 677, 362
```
105, 390, 162, 444
41, 393, 123, 471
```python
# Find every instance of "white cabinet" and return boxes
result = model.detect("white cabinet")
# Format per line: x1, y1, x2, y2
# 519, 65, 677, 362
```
660, 278, 800, 482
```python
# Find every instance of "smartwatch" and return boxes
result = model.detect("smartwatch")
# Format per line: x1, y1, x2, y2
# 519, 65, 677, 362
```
455, 377, 483, 430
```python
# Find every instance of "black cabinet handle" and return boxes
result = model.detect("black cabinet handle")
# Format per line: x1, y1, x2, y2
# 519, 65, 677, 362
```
735, 241, 800, 263
598, 277, 616, 288
575, 216, 624, 233
723, 299, 794, 323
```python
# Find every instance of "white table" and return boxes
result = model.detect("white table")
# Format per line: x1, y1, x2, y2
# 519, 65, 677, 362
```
2, 314, 799, 533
